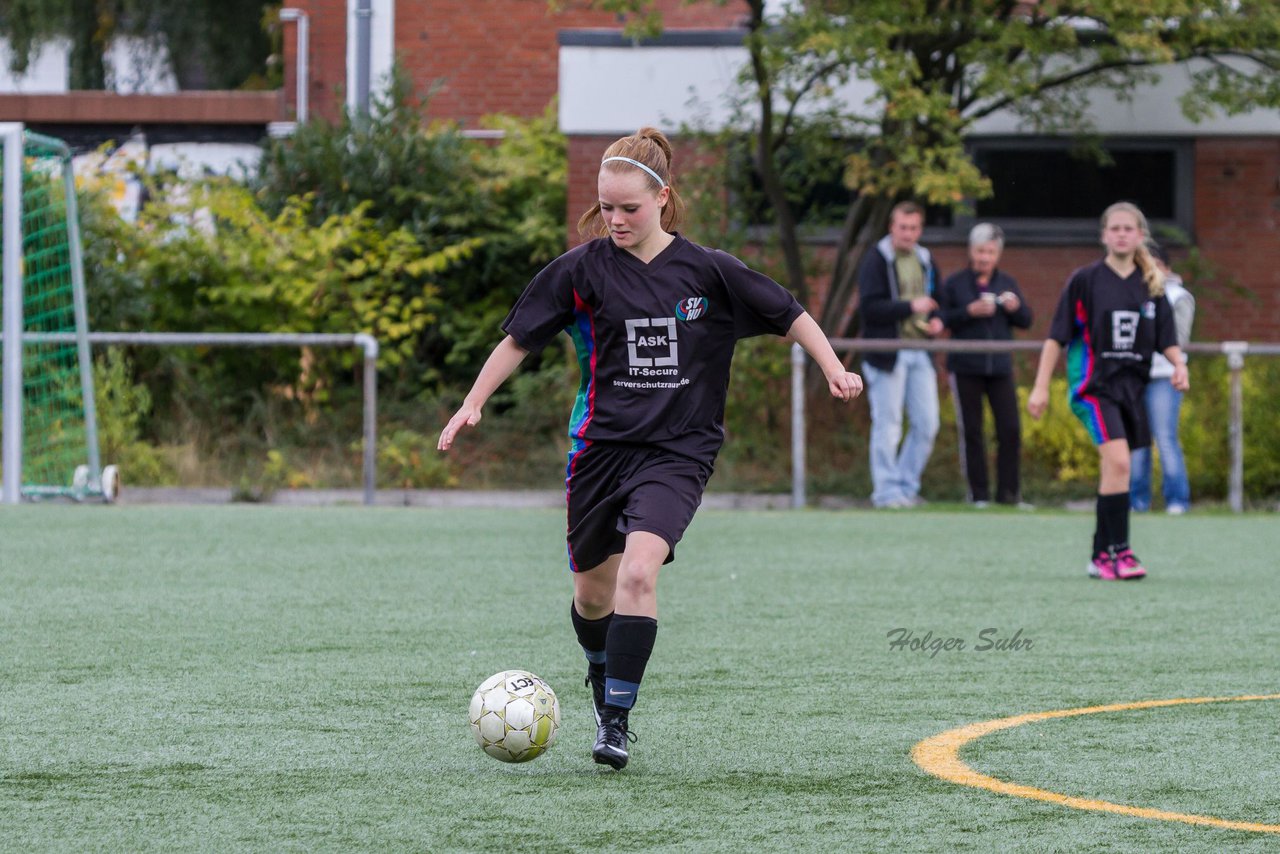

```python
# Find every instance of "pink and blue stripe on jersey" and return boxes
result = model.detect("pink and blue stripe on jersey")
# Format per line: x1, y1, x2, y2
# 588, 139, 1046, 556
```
563, 291, 597, 572
1066, 298, 1109, 444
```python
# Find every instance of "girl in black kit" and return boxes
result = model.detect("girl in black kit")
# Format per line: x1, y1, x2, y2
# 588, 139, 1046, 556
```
438, 128, 862, 769
1028, 202, 1189, 580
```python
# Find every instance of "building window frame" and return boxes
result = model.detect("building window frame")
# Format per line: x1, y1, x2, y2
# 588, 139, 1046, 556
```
934, 136, 1196, 245
738, 135, 1195, 246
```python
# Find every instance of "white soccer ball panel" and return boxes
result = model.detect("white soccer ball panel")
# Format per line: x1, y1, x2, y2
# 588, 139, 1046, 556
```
504, 697, 535, 731
477, 710, 506, 744
481, 687, 509, 715
483, 742, 519, 762
503, 729, 532, 756
476, 671, 510, 693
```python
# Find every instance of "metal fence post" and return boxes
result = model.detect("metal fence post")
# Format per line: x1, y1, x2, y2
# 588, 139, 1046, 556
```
791, 342, 806, 509
356, 333, 379, 506
1223, 341, 1247, 513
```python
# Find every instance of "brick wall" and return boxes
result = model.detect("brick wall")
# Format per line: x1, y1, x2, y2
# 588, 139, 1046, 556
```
1192, 138, 1280, 341
286, 1, 741, 124
282, 0, 350, 123
397, 1, 740, 125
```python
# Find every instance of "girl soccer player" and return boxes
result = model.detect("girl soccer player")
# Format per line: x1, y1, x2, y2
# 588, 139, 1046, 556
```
1027, 202, 1189, 580
438, 127, 862, 769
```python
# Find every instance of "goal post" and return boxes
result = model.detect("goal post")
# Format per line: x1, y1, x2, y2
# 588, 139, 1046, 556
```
1, 124, 113, 504
2, 123, 22, 504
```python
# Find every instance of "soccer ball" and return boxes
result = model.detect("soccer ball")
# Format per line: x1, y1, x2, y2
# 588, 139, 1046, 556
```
468, 670, 560, 763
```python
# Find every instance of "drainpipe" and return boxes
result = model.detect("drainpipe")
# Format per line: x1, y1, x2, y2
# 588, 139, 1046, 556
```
354, 0, 373, 116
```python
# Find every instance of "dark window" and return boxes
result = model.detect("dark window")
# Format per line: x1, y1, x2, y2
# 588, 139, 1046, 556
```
733, 137, 1192, 244
974, 147, 1177, 220
960, 138, 1193, 243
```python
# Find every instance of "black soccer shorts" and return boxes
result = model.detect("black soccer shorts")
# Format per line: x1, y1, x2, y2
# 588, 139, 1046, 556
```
1070, 376, 1151, 449
564, 442, 711, 573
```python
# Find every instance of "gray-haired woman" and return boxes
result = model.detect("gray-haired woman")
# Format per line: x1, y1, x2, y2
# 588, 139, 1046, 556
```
936, 224, 1033, 506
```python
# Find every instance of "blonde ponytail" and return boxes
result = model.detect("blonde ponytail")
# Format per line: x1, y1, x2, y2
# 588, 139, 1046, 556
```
1134, 243, 1164, 297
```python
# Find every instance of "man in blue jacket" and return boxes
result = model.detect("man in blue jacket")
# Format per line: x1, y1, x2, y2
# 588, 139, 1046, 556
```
858, 201, 942, 508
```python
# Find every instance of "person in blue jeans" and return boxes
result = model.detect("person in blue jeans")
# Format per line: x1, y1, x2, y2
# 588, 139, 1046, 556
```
858, 201, 942, 508
1131, 244, 1194, 514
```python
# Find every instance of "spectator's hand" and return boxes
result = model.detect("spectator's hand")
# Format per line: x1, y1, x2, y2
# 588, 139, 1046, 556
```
1171, 362, 1189, 392
439, 402, 483, 450
910, 296, 938, 314
924, 317, 945, 337
1027, 386, 1049, 420
998, 292, 1021, 312
827, 370, 864, 402
968, 298, 997, 317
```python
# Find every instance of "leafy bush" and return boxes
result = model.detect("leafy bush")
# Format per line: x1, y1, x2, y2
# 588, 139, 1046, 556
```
254, 72, 567, 390
377, 429, 457, 489
73, 93, 568, 486
92, 348, 177, 485
1021, 378, 1099, 486
1181, 355, 1280, 502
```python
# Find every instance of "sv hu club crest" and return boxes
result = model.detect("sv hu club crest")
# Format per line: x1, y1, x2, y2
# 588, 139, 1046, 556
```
676, 297, 708, 321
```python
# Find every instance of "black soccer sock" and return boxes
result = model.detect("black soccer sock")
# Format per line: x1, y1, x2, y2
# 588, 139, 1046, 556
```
1093, 493, 1108, 556
570, 601, 611, 671
1100, 491, 1131, 552
603, 614, 657, 711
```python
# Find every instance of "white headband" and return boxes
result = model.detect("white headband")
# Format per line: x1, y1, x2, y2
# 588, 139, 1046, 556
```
602, 156, 666, 189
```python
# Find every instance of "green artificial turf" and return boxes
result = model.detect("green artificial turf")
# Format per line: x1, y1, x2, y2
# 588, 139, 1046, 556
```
0, 505, 1277, 852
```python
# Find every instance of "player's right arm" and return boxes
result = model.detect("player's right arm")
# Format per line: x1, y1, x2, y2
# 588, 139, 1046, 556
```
1028, 272, 1082, 420
1027, 339, 1061, 420
438, 336, 530, 450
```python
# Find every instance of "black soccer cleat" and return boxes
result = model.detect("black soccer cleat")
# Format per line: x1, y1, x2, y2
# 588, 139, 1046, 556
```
592, 707, 636, 770
585, 665, 606, 726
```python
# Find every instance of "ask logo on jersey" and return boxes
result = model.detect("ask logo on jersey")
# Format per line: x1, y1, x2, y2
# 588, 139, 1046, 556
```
625, 317, 679, 370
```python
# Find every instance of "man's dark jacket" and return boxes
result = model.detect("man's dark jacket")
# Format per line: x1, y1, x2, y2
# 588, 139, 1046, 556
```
858, 234, 939, 371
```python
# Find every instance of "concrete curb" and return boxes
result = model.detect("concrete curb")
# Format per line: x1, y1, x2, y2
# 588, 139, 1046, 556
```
119, 487, 800, 510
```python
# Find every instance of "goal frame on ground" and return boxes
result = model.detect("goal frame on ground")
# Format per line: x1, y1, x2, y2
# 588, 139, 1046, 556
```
1, 123, 109, 504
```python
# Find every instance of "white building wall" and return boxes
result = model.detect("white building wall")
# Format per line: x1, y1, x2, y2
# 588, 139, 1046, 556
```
559, 45, 1280, 138
0, 39, 70, 93
0, 36, 176, 94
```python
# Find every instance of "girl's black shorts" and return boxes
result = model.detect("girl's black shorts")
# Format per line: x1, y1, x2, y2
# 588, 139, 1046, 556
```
1071, 375, 1151, 449
564, 442, 711, 573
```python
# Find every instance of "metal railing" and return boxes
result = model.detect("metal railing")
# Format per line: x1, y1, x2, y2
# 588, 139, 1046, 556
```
1, 331, 380, 505
790, 339, 1280, 513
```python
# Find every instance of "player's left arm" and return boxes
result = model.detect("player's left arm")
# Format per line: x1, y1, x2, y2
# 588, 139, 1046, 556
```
1154, 290, 1188, 392
785, 312, 863, 402
1165, 345, 1189, 391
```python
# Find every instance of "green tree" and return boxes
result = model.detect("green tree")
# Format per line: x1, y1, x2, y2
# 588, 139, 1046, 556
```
578, 1, 1280, 335
0, 0, 277, 89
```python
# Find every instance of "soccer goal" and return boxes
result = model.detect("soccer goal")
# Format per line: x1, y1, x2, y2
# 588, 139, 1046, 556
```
1, 123, 117, 504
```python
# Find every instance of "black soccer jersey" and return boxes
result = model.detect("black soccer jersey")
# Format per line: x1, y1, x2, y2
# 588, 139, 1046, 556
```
502, 234, 804, 466
1047, 260, 1176, 401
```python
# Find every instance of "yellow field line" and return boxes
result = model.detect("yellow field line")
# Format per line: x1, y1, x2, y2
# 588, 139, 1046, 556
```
912, 693, 1280, 834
